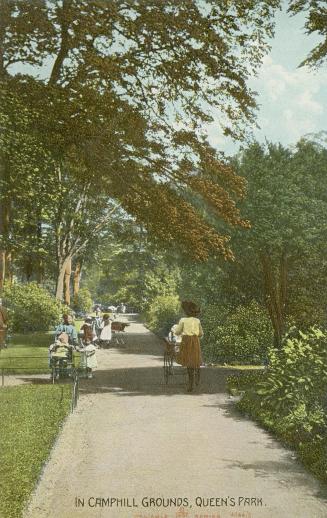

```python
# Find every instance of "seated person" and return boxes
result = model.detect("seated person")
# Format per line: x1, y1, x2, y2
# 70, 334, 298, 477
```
168, 324, 182, 345
54, 314, 78, 346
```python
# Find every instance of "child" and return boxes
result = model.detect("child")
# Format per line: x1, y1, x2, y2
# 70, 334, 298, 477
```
94, 310, 103, 338
79, 339, 97, 379
168, 324, 182, 345
80, 316, 96, 344
99, 313, 112, 348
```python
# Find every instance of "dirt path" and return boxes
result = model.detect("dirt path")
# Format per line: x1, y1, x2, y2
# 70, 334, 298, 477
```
23, 317, 327, 518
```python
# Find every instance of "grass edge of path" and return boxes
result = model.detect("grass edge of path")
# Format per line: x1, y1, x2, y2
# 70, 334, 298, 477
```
0, 384, 72, 518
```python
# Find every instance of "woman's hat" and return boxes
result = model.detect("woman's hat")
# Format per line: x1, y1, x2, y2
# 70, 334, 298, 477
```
181, 300, 200, 317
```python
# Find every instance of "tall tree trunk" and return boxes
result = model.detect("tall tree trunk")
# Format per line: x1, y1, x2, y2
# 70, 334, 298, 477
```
64, 256, 72, 306
73, 260, 83, 298
0, 158, 9, 292
36, 259, 44, 285
279, 251, 288, 328
5, 250, 12, 285
24, 256, 33, 282
0, 251, 5, 292
0, 9, 10, 291
260, 252, 287, 348
36, 221, 44, 284
56, 256, 71, 301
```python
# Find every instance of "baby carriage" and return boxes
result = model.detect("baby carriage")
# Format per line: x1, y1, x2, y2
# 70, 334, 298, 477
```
163, 325, 182, 384
49, 333, 74, 382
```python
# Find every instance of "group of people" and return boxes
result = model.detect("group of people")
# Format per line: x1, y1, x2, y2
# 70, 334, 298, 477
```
1, 294, 203, 392
49, 311, 114, 379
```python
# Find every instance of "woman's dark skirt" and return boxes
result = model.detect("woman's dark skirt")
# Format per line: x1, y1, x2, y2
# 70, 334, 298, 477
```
176, 335, 202, 368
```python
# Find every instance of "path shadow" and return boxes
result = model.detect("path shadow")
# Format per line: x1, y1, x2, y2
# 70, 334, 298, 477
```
221, 456, 327, 501
107, 333, 165, 359
74, 365, 234, 397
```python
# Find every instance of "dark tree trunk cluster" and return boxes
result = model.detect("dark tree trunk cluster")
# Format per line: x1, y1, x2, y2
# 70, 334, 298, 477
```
260, 251, 288, 347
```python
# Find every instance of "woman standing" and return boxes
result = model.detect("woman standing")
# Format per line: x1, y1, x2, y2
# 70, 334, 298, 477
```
174, 300, 203, 392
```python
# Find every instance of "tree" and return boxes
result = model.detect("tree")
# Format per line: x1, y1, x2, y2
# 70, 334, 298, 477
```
0, 1, 283, 299
289, 0, 327, 68
84, 223, 181, 310
228, 140, 327, 345
0, 84, 57, 289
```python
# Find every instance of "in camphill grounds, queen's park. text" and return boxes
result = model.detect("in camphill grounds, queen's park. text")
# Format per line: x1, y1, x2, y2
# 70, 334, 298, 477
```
74, 496, 265, 509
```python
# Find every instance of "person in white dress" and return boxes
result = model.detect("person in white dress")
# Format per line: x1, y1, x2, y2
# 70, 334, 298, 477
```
99, 313, 112, 348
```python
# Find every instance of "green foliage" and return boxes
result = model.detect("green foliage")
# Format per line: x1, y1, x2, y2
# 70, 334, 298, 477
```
201, 301, 273, 364
72, 287, 93, 313
231, 327, 327, 482
225, 140, 327, 342
145, 295, 182, 337
227, 370, 266, 395
289, 1, 327, 68
3, 282, 62, 332
255, 328, 327, 423
87, 237, 180, 312
0, 1, 285, 293
0, 384, 71, 518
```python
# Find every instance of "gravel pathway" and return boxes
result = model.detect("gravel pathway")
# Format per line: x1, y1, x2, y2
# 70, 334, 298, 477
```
23, 317, 327, 518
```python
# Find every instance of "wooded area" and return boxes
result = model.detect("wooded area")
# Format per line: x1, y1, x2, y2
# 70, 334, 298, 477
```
0, 0, 326, 346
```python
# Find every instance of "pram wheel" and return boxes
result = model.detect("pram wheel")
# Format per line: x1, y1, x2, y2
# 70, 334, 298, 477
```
195, 368, 200, 386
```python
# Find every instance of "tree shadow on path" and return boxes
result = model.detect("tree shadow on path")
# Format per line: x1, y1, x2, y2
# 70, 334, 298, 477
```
77, 365, 234, 397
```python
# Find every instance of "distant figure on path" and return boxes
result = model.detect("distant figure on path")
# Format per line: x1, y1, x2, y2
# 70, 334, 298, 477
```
174, 300, 203, 392
94, 309, 103, 338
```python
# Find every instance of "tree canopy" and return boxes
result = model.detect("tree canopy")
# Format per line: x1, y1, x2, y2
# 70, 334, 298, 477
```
289, 0, 327, 68
1, 0, 325, 302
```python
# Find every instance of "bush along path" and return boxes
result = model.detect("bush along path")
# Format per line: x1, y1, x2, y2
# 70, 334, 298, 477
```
21, 317, 327, 518
227, 327, 327, 485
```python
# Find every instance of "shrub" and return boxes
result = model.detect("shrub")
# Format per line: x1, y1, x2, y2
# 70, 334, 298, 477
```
254, 327, 327, 438
72, 287, 93, 313
3, 282, 62, 332
146, 295, 181, 336
201, 301, 273, 364
231, 327, 327, 483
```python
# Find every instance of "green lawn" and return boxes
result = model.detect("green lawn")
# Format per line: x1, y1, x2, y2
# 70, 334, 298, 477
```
0, 347, 49, 374
1, 321, 84, 375
0, 384, 72, 518
8, 319, 84, 348
9, 331, 53, 348
0, 323, 83, 518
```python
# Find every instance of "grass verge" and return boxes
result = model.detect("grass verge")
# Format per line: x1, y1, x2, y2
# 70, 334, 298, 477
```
0, 347, 49, 374
0, 384, 72, 518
